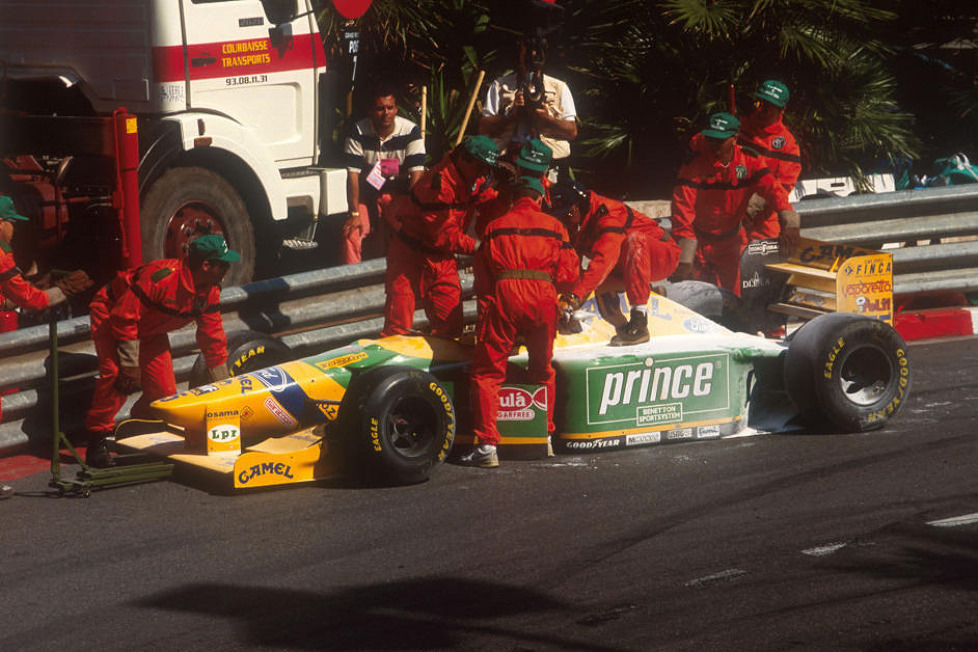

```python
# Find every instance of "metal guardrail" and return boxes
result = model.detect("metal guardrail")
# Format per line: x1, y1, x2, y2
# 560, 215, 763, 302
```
2, 183, 977, 454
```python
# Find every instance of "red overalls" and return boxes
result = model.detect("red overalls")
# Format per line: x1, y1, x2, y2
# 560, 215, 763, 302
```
0, 241, 50, 311
738, 114, 802, 240
382, 154, 492, 338
470, 197, 579, 445
570, 193, 680, 306
672, 145, 791, 294
85, 259, 228, 435
1, 241, 51, 422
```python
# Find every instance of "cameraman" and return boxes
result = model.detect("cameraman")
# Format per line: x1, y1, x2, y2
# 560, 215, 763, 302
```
479, 36, 577, 174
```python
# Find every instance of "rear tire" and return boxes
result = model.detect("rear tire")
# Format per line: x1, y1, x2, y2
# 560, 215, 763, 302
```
141, 167, 256, 286
784, 313, 911, 432
338, 366, 455, 485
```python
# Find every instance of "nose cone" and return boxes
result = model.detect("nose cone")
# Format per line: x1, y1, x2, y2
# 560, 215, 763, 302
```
151, 362, 346, 439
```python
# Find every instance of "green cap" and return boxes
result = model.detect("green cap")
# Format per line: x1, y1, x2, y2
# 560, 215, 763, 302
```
516, 138, 553, 173
189, 234, 240, 263
461, 135, 499, 167
0, 196, 29, 222
516, 176, 545, 196
754, 80, 789, 108
701, 112, 740, 140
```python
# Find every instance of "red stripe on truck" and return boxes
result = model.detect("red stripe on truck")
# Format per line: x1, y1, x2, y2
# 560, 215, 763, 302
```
153, 32, 324, 83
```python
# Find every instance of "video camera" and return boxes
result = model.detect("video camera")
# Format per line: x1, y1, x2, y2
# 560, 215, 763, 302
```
517, 36, 547, 110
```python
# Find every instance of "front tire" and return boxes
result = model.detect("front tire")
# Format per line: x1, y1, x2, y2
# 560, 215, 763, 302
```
188, 330, 291, 388
339, 366, 455, 485
784, 313, 911, 432
141, 167, 256, 286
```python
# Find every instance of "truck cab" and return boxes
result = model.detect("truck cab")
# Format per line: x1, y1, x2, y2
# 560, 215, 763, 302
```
0, 0, 347, 286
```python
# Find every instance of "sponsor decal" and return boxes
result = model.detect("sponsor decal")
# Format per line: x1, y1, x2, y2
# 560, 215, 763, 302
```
190, 384, 218, 396
798, 243, 860, 267
238, 461, 294, 485
499, 410, 536, 422
532, 387, 548, 410
735, 164, 748, 180
588, 354, 729, 426
498, 387, 538, 422
789, 290, 831, 307
315, 402, 339, 421
626, 432, 662, 446
264, 397, 298, 428
253, 366, 289, 392
239, 16, 264, 27
637, 402, 682, 426
315, 351, 368, 370
843, 259, 892, 276
207, 424, 240, 444
741, 271, 768, 290
565, 438, 623, 450
842, 279, 892, 297
370, 417, 382, 452
681, 317, 718, 334
866, 347, 909, 425
665, 428, 695, 440
649, 297, 675, 321
854, 295, 891, 314
240, 406, 254, 420
232, 345, 266, 372
747, 240, 779, 256
205, 409, 238, 419
238, 376, 254, 394
771, 136, 786, 150
697, 425, 721, 439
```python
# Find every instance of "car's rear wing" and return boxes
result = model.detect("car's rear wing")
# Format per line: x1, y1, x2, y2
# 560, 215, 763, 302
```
741, 237, 894, 328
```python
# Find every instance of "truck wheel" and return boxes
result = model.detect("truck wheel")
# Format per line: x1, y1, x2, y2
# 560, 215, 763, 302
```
339, 366, 455, 486
188, 330, 290, 388
784, 313, 911, 432
142, 167, 256, 286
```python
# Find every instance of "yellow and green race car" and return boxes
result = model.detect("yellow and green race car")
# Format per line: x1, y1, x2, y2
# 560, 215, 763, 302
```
115, 238, 911, 492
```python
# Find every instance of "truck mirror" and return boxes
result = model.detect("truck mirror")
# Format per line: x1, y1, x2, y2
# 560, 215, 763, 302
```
261, 0, 298, 25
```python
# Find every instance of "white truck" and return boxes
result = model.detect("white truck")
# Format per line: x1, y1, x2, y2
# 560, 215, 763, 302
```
0, 0, 350, 286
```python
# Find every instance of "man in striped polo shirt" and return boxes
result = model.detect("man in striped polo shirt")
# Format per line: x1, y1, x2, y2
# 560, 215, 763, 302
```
342, 82, 426, 263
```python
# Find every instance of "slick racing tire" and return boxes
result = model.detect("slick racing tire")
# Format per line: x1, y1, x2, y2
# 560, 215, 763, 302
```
188, 330, 291, 388
784, 313, 911, 432
339, 366, 455, 486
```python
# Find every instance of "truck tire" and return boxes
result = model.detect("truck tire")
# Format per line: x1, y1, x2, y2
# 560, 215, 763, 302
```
188, 330, 290, 388
784, 313, 911, 432
338, 366, 455, 486
141, 167, 256, 286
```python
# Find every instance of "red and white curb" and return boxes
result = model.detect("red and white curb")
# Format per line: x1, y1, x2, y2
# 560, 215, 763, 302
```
894, 306, 978, 341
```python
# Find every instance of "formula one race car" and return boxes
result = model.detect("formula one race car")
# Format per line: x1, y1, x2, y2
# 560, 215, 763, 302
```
115, 238, 911, 491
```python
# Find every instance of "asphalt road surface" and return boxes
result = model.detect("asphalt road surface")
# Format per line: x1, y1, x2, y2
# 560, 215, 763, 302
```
2, 336, 977, 651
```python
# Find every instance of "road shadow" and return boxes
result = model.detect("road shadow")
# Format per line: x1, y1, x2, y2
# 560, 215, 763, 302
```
137, 577, 625, 651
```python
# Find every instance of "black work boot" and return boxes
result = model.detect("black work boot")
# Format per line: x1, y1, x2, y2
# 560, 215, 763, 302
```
86, 435, 115, 468
610, 309, 650, 346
